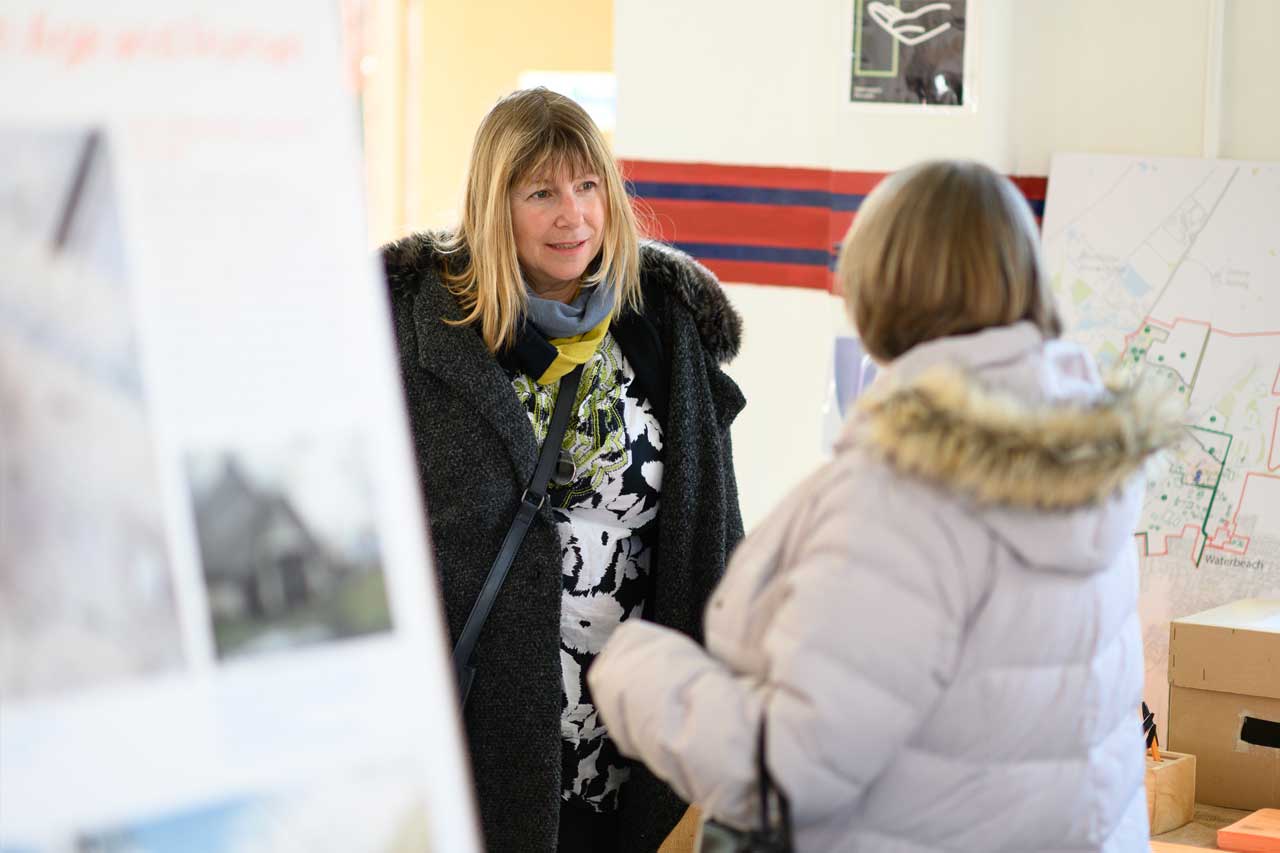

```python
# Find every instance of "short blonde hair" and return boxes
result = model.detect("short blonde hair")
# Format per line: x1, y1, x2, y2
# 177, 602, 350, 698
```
439, 88, 641, 352
836, 159, 1062, 364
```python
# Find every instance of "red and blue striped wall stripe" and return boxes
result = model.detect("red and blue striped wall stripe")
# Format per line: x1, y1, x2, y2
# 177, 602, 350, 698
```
627, 182, 868, 211
621, 159, 1049, 291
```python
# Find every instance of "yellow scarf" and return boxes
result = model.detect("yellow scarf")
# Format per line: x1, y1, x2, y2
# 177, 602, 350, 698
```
537, 315, 611, 384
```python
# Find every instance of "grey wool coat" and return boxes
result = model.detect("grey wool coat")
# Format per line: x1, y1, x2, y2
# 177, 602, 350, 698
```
380, 234, 747, 852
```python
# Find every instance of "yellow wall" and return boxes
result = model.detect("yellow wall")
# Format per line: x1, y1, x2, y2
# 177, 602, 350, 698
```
404, 0, 613, 236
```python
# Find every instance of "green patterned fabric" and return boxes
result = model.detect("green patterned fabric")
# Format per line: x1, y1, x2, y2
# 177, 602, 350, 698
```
510, 330, 665, 813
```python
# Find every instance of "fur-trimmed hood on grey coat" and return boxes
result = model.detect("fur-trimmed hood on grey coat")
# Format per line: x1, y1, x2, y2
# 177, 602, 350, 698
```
590, 322, 1182, 853
381, 234, 745, 853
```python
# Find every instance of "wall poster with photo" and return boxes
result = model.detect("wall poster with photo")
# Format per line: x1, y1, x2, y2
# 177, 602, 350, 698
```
0, 3, 478, 851
850, 0, 968, 106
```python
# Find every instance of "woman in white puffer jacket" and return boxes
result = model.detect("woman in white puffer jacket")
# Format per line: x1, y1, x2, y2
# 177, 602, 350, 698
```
588, 160, 1183, 852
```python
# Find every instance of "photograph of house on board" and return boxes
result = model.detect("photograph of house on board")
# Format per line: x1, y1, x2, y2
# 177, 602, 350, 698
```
186, 436, 393, 661
0, 126, 182, 701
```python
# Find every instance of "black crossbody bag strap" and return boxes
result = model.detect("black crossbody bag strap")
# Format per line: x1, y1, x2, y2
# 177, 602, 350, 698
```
756, 714, 794, 851
451, 363, 584, 707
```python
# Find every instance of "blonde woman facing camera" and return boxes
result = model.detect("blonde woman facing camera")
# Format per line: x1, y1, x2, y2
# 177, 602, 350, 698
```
381, 89, 745, 852
590, 160, 1182, 852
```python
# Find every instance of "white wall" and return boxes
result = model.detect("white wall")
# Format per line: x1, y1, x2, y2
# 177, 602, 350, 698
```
717, 285, 845, 530
1009, 2, 1211, 173
615, 0, 1280, 530
1011, 0, 1280, 171
616, 0, 1017, 172
1222, 0, 1280, 161
614, 0, 833, 168
619, 1, 1280, 174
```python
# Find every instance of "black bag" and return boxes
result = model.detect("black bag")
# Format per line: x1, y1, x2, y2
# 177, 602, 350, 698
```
696, 714, 794, 852
451, 363, 583, 708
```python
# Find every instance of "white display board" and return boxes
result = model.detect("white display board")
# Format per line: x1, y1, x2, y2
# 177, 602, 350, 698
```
0, 3, 478, 851
1042, 153, 1280, 742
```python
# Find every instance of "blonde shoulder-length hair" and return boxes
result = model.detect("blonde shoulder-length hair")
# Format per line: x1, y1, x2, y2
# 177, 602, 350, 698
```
438, 88, 642, 353
837, 159, 1062, 364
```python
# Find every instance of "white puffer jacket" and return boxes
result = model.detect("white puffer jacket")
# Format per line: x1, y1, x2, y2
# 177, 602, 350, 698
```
589, 323, 1181, 852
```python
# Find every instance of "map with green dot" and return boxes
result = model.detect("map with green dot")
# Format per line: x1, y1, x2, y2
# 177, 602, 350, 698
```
1043, 153, 1280, 736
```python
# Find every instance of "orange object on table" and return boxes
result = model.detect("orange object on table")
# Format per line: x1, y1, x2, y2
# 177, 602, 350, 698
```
1218, 809, 1280, 852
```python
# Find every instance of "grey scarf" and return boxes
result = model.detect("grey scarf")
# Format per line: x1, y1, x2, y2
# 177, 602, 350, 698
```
524, 282, 613, 339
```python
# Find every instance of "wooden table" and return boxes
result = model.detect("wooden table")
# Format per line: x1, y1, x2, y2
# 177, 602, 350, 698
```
1152, 803, 1253, 849
663, 802, 1255, 852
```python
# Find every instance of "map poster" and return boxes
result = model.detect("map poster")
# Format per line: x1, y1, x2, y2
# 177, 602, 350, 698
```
0, 3, 478, 851
850, 0, 967, 105
1042, 153, 1280, 742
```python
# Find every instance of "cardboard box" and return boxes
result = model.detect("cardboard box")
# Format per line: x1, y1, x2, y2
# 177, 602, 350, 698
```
1168, 599, 1280, 810
1218, 808, 1280, 852
1146, 750, 1196, 834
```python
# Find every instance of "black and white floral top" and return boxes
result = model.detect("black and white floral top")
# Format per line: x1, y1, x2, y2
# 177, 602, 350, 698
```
509, 331, 663, 813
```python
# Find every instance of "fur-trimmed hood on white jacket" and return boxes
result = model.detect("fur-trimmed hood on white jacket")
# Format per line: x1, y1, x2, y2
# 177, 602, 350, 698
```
589, 322, 1181, 853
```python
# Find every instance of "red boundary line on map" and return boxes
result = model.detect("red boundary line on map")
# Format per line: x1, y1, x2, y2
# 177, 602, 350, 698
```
1269, 365, 1280, 473
1126, 317, 1280, 565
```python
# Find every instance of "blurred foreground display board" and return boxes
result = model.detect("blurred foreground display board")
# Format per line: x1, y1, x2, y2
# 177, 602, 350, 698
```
0, 3, 479, 851
1041, 154, 1280, 749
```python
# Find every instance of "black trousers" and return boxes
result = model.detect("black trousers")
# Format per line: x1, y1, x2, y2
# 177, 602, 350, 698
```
557, 803, 621, 853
